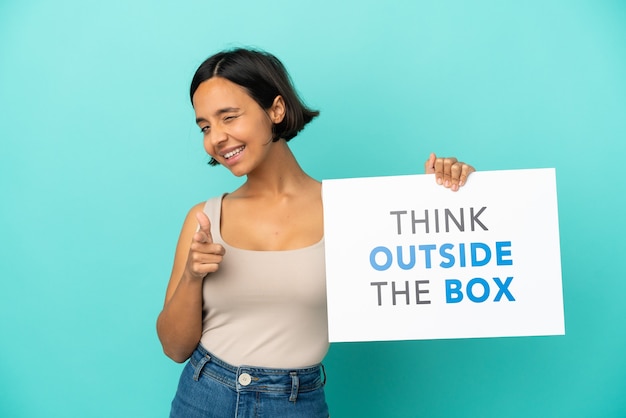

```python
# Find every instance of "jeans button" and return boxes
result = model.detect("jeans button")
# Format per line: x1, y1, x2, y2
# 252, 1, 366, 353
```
238, 373, 252, 386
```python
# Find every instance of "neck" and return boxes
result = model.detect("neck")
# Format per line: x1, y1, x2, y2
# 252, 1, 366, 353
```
240, 140, 317, 197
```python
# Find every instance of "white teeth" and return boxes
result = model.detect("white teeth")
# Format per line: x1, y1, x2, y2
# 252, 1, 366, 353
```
223, 146, 245, 159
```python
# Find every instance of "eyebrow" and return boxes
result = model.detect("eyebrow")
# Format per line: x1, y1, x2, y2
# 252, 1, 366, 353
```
195, 107, 241, 124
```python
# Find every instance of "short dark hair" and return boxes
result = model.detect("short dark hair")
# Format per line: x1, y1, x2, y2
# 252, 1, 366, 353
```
190, 48, 319, 165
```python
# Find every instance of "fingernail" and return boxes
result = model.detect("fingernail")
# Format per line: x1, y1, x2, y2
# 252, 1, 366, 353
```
437, 178, 443, 185
445, 180, 450, 187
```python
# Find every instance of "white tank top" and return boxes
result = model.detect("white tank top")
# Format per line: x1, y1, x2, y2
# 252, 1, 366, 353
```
200, 195, 329, 368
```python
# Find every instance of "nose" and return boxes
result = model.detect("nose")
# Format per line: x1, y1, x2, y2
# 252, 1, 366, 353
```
205, 124, 228, 149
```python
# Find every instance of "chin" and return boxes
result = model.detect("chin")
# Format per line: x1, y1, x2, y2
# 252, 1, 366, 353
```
226, 166, 249, 178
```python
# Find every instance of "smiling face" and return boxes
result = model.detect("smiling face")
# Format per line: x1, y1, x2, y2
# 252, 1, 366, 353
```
192, 76, 285, 177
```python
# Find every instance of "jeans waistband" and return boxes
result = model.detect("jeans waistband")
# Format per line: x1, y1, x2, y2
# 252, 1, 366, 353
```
190, 344, 326, 399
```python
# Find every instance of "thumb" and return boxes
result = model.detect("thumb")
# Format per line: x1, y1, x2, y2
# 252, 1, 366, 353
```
194, 211, 213, 243
424, 152, 436, 174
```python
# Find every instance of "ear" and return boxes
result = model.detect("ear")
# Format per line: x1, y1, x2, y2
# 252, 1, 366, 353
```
268, 95, 286, 124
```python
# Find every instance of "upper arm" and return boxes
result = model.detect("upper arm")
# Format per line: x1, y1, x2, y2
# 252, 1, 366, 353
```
163, 202, 206, 306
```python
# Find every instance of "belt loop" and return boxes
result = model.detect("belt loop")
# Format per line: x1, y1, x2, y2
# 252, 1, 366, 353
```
289, 371, 299, 402
321, 364, 327, 386
193, 354, 211, 382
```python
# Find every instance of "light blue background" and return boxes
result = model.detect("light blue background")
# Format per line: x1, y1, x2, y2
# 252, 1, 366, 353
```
1, 1, 625, 417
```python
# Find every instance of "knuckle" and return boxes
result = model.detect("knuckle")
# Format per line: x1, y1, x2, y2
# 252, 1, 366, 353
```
210, 244, 225, 255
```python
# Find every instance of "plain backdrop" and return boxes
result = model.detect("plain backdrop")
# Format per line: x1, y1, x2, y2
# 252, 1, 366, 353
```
1, 0, 625, 417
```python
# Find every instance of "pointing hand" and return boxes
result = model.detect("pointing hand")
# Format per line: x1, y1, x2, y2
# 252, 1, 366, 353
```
186, 212, 225, 279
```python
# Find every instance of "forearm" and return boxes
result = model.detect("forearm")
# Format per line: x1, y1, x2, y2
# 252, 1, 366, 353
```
157, 273, 204, 363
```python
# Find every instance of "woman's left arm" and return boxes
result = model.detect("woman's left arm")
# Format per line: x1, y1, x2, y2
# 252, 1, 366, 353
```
424, 152, 475, 192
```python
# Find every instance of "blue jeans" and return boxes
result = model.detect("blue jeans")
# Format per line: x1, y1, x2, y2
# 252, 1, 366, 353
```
170, 345, 329, 417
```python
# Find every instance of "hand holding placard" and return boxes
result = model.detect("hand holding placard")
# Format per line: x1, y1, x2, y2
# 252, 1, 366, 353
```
424, 152, 476, 191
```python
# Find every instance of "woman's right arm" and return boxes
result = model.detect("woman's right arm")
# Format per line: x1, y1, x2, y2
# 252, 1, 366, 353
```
156, 203, 225, 363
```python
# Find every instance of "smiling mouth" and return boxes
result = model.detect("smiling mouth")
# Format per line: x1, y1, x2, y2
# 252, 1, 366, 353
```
223, 146, 245, 159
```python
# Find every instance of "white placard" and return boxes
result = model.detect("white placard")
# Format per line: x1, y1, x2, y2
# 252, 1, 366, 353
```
322, 168, 564, 343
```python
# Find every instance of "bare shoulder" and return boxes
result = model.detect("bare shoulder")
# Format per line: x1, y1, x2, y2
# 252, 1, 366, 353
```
185, 201, 207, 221
175, 201, 203, 234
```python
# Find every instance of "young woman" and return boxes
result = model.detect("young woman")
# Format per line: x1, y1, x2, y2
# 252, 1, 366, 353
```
157, 48, 475, 418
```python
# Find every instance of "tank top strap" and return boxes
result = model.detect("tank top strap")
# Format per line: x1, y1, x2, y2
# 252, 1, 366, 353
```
202, 194, 225, 243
